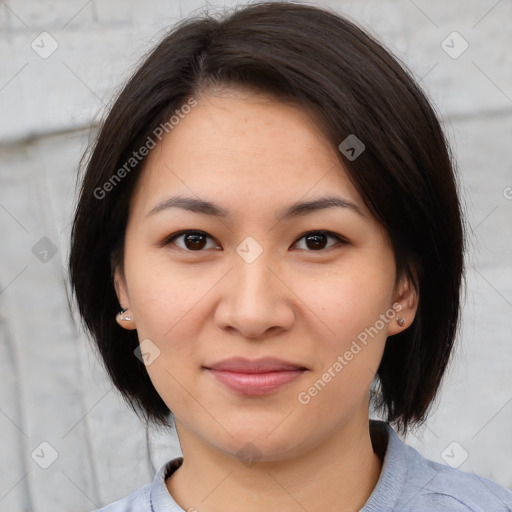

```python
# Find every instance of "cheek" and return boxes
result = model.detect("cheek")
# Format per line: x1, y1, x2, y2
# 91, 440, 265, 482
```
295, 271, 391, 419
128, 266, 205, 414
301, 260, 396, 345
123, 235, 208, 339
292, 257, 394, 405
123, 239, 226, 344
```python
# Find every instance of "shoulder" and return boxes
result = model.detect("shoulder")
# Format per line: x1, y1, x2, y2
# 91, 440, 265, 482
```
400, 439, 512, 511
364, 421, 512, 512
89, 483, 151, 512
88, 457, 184, 512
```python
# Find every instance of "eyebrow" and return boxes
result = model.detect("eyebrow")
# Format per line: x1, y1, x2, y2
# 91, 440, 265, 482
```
145, 194, 366, 221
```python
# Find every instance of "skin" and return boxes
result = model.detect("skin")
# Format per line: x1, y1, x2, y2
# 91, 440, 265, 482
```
114, 87, 418, 512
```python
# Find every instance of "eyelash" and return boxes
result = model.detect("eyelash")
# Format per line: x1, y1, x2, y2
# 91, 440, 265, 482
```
161, 230, 348, 253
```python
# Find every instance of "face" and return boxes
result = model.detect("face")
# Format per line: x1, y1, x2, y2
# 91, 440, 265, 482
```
114, 88, 417, 461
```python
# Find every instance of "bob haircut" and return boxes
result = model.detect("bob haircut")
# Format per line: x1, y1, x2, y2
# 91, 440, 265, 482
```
68, 1, 465, 436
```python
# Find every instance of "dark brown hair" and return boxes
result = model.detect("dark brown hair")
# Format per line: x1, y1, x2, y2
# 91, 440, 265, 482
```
68, 1, 466, 436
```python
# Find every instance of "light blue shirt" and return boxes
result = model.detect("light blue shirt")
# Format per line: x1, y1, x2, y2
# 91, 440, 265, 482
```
92, 420, 512, 511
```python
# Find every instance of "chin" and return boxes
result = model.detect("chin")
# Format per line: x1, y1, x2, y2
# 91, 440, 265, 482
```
212, 427, 310, 464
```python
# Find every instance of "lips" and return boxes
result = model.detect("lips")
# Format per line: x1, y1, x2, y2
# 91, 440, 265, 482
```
203, 357, 308, 396
205, 357, 308, 373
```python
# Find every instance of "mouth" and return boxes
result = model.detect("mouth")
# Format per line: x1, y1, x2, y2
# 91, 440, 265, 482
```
203, 357, 308, 396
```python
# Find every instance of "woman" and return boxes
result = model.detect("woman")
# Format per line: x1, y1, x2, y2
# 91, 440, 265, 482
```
68, 2, 512, 510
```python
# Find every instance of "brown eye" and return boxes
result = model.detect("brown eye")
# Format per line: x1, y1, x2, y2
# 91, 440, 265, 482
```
164, 231, 218, 251
293, 231, 347, 251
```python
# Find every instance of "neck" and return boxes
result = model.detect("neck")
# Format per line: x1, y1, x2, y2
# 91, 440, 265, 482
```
166, 410, 383, 512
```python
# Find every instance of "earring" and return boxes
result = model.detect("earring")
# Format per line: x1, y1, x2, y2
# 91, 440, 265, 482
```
397, 317, 405, 327
118, 307, 132, 322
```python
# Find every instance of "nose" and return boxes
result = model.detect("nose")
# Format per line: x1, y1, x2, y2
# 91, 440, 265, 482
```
214, 250, 295, 340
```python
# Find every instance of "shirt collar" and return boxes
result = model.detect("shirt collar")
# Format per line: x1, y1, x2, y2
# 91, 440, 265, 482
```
150, 456, 184, 511
360, 420, 408, 511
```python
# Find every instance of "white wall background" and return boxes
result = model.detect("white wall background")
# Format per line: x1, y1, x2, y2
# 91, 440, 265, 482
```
0, 1, 511, 510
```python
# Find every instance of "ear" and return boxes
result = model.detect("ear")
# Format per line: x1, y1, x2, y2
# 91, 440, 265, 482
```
387, 273, 419, 336
113, 266, 137, 331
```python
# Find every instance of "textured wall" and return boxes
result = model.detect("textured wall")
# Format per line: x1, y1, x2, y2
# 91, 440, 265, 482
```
0, 1, 511, 510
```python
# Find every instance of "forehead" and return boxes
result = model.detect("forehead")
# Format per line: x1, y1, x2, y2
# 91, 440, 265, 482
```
129, 90, 364, 217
